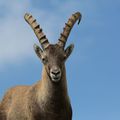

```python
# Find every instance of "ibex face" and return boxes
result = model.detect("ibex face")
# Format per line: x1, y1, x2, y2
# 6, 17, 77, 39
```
24, 12, 82, 82
34, 43, 74, 82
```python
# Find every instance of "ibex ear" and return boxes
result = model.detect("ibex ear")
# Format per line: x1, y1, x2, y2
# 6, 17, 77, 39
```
33, 44, 43, 59
65, 44, 74, 59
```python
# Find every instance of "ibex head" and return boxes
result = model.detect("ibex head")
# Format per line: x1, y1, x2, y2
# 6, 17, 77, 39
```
24, 12, 82, 82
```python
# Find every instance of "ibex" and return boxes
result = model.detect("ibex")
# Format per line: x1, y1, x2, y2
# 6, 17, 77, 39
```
0, 12, 81, 120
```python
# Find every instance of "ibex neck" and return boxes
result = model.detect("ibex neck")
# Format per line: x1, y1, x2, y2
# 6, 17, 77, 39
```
37, 66, 68, 104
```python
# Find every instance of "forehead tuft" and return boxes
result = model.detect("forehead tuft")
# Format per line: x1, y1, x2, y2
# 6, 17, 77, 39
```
45, 44, 64, 55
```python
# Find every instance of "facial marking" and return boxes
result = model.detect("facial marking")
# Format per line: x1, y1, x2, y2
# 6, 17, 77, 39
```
44, 45, 65, 82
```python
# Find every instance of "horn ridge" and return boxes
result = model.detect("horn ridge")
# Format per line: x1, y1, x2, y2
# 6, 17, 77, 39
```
65, 23, 71, 28
34, 24, 40, 29
57, 12, 82, 47
24, 13, 49, 49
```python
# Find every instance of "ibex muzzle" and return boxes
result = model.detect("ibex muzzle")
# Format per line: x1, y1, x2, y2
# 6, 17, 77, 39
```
50, 66, 61, 82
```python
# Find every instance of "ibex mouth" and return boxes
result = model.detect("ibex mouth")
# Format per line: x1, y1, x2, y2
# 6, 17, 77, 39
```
50, 73, 61, 82
51, 77, 61, 82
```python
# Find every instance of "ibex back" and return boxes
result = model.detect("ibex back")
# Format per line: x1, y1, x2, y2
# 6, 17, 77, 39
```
0, 12, 82, 120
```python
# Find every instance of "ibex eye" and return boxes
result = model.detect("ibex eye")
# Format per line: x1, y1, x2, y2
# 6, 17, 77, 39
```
64, 54, 67, 60
42, 58, 47, 64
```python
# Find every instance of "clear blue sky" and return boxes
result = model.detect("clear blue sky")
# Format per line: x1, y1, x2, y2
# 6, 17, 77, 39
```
0, 0, 120, 120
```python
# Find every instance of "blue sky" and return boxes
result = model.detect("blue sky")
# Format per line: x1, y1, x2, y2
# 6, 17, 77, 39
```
0, 0, 120, 120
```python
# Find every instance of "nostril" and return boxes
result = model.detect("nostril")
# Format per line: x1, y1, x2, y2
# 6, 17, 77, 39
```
56, 71, 60, 75
51, 71, 60, 75
51, 71, 55, 74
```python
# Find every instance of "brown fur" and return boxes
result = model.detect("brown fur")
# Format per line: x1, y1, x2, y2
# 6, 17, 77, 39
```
0, 11, 82, 120
0, 45, 72, 120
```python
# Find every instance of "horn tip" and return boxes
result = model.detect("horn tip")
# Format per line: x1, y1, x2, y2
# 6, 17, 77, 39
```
75, 12, 82, 25
24, 13, 31, 20
75, 12, 82, 16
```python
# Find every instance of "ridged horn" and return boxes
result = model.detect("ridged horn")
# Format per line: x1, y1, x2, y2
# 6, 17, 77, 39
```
57, 12, 82, 47
24, 13, 49, 49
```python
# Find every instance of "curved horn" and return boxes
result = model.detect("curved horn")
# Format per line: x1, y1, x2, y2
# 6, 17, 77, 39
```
24, 13, 49, 49
57, 12, 82, 47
